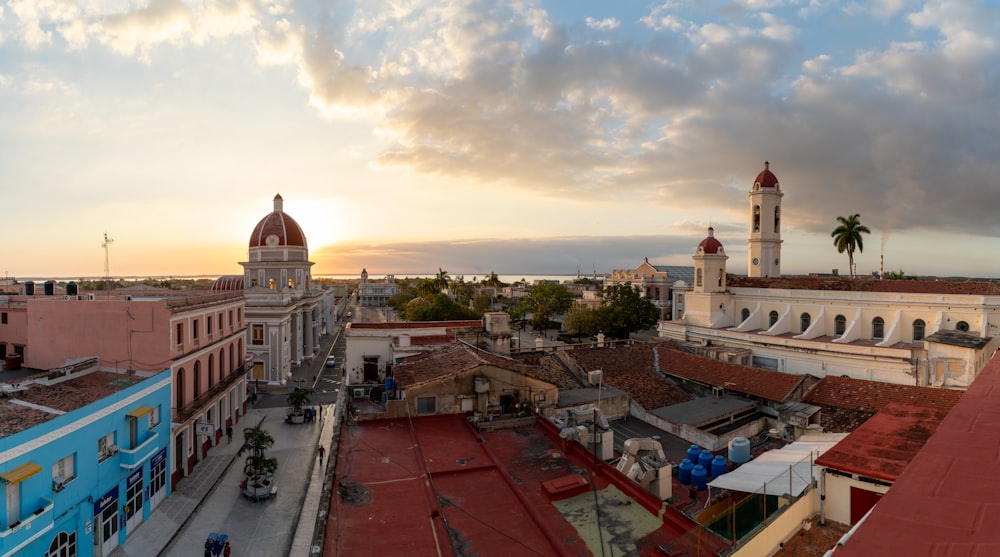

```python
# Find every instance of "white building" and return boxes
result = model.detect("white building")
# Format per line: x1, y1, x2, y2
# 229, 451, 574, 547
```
660, 163, 999, 388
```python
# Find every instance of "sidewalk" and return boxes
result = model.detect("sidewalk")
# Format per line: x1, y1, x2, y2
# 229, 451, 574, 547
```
112, 328, 344, 557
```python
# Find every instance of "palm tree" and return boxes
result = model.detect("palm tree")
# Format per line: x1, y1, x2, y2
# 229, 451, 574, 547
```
239, 424, 278, 498
286, 387, 314, 422
831, 214, 871, 278
434, 268, 450, 292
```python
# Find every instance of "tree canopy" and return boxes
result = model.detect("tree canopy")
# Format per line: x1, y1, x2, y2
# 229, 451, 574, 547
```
564, 284, 659, 339
512, 283, 575, 333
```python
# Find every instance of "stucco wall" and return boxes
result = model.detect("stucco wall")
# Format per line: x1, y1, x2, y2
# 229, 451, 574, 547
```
821, 470, 889, 526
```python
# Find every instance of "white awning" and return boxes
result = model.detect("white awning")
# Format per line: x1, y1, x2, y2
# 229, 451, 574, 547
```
708, 434, 847, 497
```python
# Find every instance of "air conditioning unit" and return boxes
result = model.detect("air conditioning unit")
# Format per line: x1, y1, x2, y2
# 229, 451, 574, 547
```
711, 386, 723, 398
52, 476, 66, 492
353, 388, 365, 398
88, 294, 96, 301
588, 370, 603, 386
108, 444, 119, 455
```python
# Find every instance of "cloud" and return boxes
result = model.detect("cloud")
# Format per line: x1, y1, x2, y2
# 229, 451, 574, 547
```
585, 17, 619, 31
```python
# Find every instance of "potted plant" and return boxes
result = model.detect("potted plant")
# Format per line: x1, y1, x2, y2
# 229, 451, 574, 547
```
286, 387, 315, 424
238, 424, 278, 500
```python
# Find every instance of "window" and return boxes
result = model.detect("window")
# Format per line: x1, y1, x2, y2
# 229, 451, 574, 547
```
268, 278, 277, 290
288, 277, 295, 288
207, 316, 213, 335
237, 308, 242, 324
250, 278, 258, 287
252, 324, 264, 345
753, 205, 761, 232
176, 323, 183, 345
149, 405, 160, 428
193, 319, 199, 339
835, 315, 846, 336
1, 312, 6, 324
956, 321, 970, 332
46, 531, 77, 557
741, 308, 750, 322
218, 313, 223, 331
176, 368, 185, 409
913, 319, 926, 342
774, 206, 781, 233
125, 475, 142, 521
194, 361, 202, 398
416, 396, 436, 415
98, 433, 117, 462
800, 313, 811, 333
654, 287, 660, 299
208, 355, 215, 389
872, 317, 885, 340
769, 310, 779, 327
696, 269, 703, 287
718, 269, 724, 287
229, 310, 233, 327
52, 453, 75, 490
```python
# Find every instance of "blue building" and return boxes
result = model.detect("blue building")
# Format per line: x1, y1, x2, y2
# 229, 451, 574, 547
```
0, 365, 171, 557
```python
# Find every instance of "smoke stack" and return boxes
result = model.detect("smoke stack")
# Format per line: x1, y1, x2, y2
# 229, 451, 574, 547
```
880, 254, 884, 280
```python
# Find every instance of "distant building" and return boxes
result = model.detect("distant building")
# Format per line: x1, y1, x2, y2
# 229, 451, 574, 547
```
605, 259, 694, 320
0, 366, 172, 557
662, 162, 1000, 388
358, 269, 397, 307
215, 194, 338, 385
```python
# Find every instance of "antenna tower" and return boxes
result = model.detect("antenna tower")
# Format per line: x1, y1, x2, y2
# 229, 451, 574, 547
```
102, 233, 114, 289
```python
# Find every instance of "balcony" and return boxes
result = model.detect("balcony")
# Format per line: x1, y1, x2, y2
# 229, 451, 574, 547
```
173, 364, 247, 423
0, 497, 54, 553
120, 431, 160, 470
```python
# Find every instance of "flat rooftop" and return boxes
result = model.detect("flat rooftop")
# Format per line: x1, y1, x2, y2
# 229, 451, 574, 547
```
327, 414, 731, 557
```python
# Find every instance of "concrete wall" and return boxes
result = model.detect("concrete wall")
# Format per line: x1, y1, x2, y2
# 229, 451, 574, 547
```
630, 400, 766, 452
821, 471, 889, 526
730, 489, 820, 557
389, 366, 558, 419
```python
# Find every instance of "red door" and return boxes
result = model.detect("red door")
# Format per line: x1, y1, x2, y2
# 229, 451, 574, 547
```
850, 486, 883, 524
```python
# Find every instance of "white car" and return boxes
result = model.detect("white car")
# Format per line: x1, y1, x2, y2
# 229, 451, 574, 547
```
325, 356, 336, 367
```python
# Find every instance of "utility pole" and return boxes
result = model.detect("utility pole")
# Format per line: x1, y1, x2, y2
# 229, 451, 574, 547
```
102, 232, 114, 290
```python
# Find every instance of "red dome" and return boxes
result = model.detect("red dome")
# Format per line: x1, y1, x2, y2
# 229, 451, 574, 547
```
249, 194, 308, 249
753, 161, 779, 189
698, 227, 723, 254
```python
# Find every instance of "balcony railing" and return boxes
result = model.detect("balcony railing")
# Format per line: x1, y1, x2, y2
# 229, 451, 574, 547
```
0, 497, 53, 550
173, 364, 247, 423
120, 432, 160, 470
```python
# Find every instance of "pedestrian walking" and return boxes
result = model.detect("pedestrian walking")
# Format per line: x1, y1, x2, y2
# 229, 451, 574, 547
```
318, 444, 325, 463
223, 541, 232, 557
226, 425, 233, 443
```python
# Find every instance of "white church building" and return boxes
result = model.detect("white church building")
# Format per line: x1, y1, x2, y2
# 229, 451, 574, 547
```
659, 163, 1000, 389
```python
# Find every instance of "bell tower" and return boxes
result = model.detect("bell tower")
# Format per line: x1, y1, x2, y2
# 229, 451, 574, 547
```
747, 161, 783, 277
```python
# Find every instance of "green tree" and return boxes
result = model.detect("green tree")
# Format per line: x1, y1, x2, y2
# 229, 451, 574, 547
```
564, 305, 600, 340
514, 283, 575, 335
471, 290, 494, 314
598, 284, 660, 339
482, 272, 506, 288
831, 214, 871, 278
415, 278, 440, 299
404, 293, 477, 321
434, 268, 450, 292
287, 387, 314, 413
239, 424, 278, 480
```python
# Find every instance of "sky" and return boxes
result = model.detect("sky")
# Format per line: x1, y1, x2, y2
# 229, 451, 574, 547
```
2, 0, 999, 280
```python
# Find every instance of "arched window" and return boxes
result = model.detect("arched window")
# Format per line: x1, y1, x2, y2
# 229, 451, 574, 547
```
800, 312, 811, 333
913, 319, 926, 342
46, 531, 77, 557
956, 321, 970, 332
741, 308, 750, 322
194, 361, 202, 399
268, 277, 277, 290
718, 269, 724, 287
835, 315, 846, 336
774, 206, 781, 233
229, 344, 235, 374
872, 317, 885, 340
176, 368, 185, 409
769, 310, 779, 327
696, 268, 703, 287
219, 349, 225, 382
208, 355, 215, 389
753, 205, 761, 232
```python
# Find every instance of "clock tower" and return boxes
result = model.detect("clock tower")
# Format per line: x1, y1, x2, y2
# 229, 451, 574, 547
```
747, 161, 783, 277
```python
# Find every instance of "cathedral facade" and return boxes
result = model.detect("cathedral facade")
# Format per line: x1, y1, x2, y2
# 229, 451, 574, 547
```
661, 163, 1000, 389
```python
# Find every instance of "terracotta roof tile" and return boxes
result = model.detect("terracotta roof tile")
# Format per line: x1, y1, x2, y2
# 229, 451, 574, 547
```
393, 344, 579, 390
569, 345, 692, 409
728, 276, 1000, 295
804, 375, 964, 414
656, 346, 804, 402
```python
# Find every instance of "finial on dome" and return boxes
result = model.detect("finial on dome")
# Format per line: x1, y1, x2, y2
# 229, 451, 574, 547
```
764, 161, 769, 170
707, 226, 715, 237
273, 193, 283, 213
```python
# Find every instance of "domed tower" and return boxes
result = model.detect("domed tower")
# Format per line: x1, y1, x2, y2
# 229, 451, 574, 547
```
747, 161, 783, 277
686, 227, 732, 327
694, 227, 728, 294
242, 194, 313, 291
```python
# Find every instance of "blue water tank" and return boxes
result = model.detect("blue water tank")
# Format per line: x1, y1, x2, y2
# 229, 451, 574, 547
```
699, 450, 714, 476
678, 459, 694, 485
712, 455, 728, 479
729, 437, 751, 464
692, 464, 708, 491
687, 444, 702, 466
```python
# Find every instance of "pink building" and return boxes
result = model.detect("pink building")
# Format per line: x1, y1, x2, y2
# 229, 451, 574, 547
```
0, 287, 248, 489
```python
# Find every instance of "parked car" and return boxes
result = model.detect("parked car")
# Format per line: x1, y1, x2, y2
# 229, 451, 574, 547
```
325, 356, 336, 367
